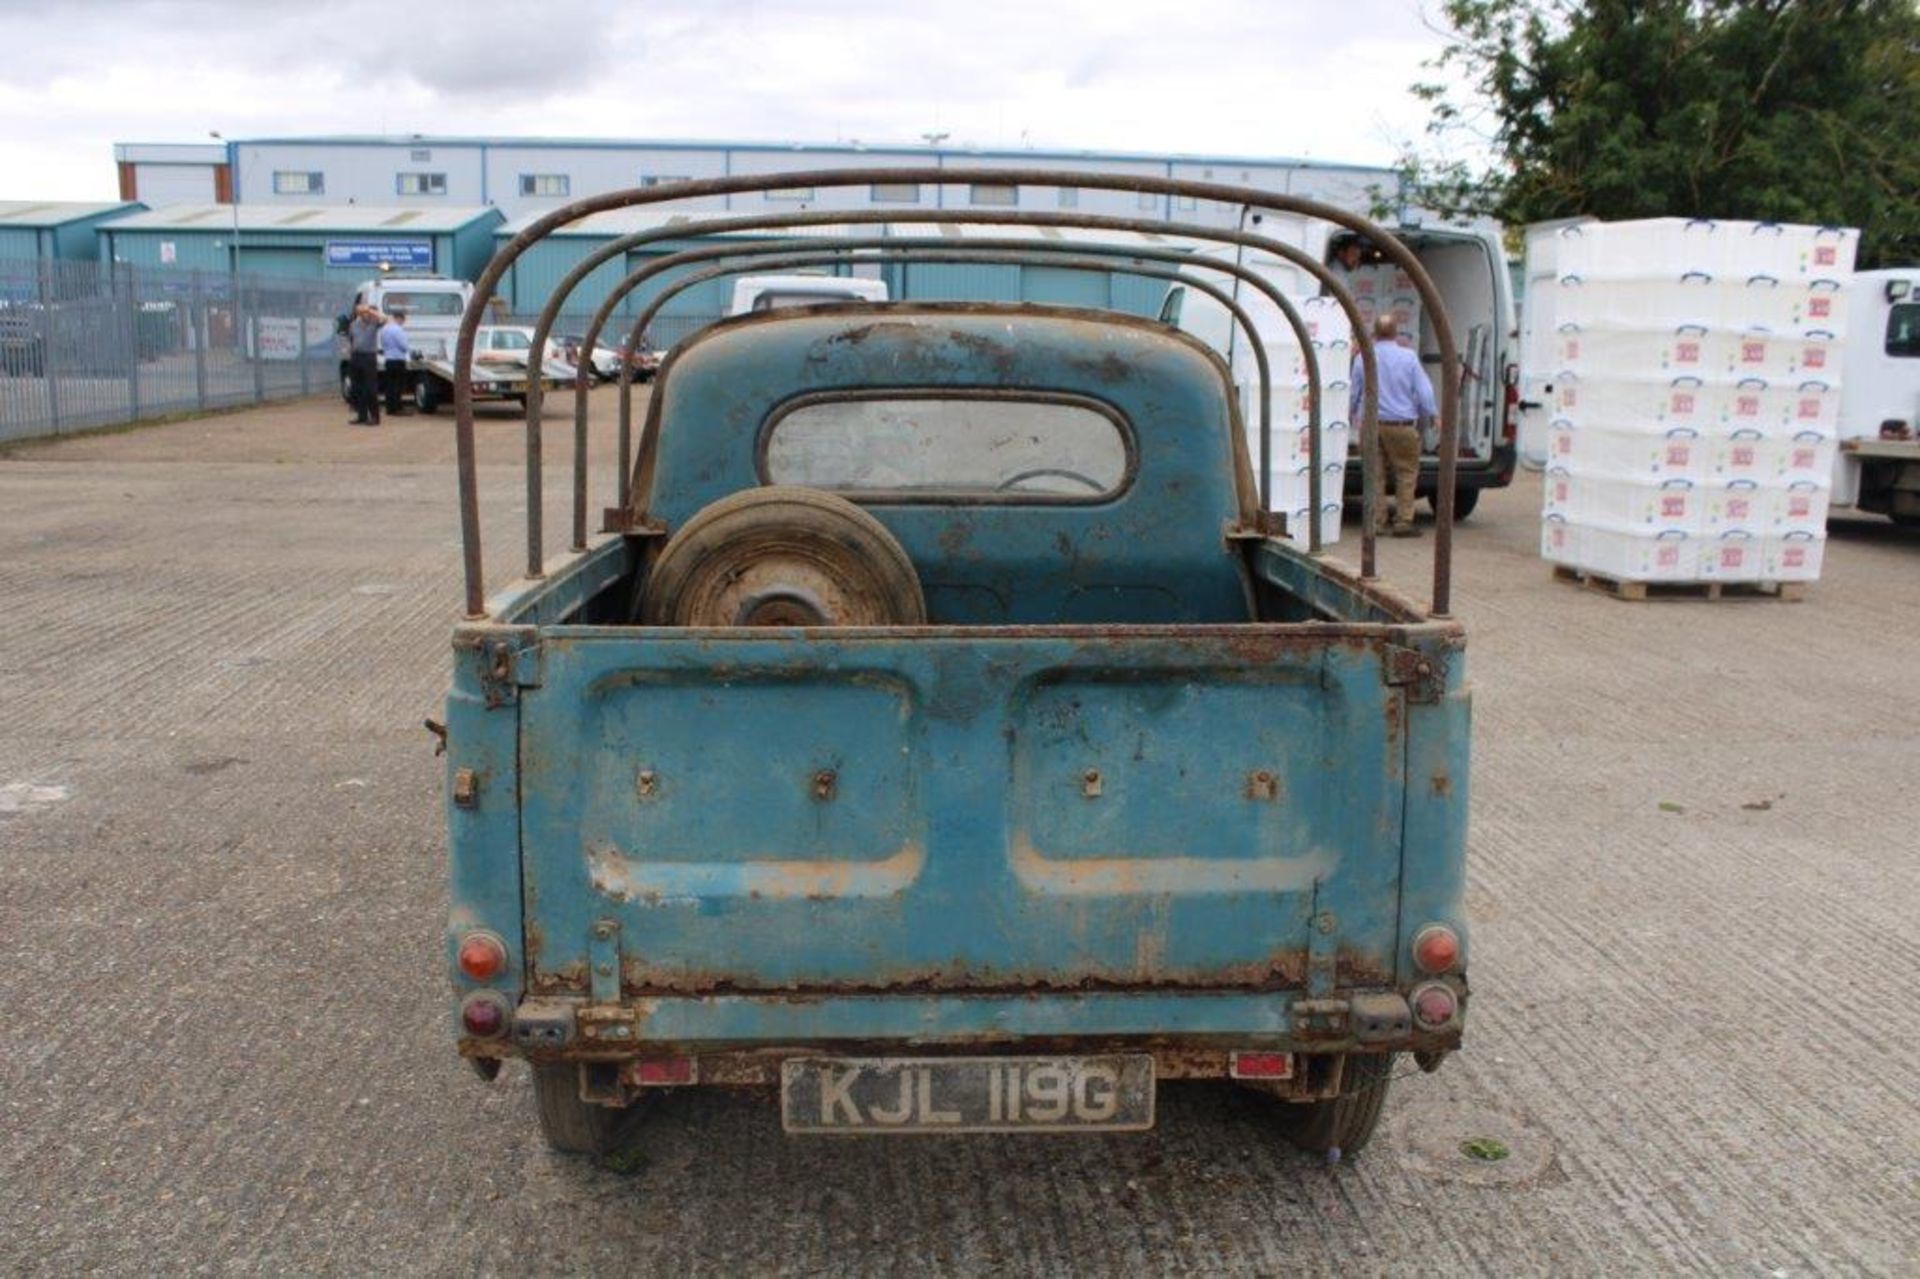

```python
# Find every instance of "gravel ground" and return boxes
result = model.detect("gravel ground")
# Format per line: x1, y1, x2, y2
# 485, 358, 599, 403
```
2, 392, 1917, 1276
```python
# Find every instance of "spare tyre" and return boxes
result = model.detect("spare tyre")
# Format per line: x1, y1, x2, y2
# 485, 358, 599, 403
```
640, 486, 926, 627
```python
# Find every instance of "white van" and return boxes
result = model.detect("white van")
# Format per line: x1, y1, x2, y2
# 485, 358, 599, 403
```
728, 274, 889, 316
1161, 218, 1520, 520
1833, 268, 1920, 526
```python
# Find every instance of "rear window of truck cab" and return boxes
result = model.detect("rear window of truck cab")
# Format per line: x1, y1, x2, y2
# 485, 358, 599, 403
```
761, 391, 1134, 500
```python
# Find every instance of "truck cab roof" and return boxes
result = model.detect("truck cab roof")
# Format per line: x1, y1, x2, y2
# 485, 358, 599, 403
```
635, 303, 1259, 624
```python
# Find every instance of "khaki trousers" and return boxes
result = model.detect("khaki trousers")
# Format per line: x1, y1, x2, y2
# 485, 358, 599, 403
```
1377, 423, 1422, 530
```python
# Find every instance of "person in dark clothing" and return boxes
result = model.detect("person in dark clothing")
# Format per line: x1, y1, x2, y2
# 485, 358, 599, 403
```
346, 304, 383, 425
379, 308, 411, 416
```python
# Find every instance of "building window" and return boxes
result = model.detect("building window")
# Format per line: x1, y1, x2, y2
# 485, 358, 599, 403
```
273, 170, 324, 195
870, 182, 921, 203
520, 173, 570, 197
641, 175, 690, 187
970, 184, 1017, 207
1136, 190, 1160, 211
410, 148, 432, 162
1057, 187, 1079, 208
396, 172, 447, 196
766, 186, 815, 201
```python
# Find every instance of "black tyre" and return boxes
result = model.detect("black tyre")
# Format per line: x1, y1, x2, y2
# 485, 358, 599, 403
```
1273, 1053, 1396, 1158
339, 365, 354, 405
415, 374, 441, 415
1428, 487, 1481, 520
641, 486, 925, 627
532, 1063, 629, 1155
1890, 512, 1920, 530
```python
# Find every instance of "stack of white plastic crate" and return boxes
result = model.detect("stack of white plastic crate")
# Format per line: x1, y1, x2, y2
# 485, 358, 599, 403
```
1345, 263, 1423, 344
1233, 292, 1353, 546
1538, 218, 1857, 591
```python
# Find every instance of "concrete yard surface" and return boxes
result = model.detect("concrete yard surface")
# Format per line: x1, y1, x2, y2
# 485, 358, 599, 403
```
1, 391, 1917, 1275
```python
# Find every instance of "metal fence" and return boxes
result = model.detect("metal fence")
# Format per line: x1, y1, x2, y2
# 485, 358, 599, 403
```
0, 257, 346, 444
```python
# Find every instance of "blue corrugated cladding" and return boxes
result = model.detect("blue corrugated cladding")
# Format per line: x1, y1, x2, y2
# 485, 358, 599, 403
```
97, 212, 503, 288
494, 234, 1171, 322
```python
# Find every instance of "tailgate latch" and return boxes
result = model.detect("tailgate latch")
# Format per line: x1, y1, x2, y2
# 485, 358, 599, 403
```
1382, 645, 1446, 704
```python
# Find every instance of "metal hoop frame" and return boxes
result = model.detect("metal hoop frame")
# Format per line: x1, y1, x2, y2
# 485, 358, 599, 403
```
570, 235, 1323, 527
516, 212, 1361, 570
457, 168, 1460, 616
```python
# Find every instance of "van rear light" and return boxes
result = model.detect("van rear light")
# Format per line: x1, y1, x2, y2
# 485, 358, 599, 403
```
1229, 1051, 1294, 1080
456, 931, 508, 982
1411, 924, 1461, 974
628, 1057, 698, 1086
460, 992, 509, 1038
1411, 982, 1459, 1031
1502, 362, 1520, 443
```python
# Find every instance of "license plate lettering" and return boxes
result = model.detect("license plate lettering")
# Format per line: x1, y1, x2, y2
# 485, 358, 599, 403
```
783, 1055, 1153, 1134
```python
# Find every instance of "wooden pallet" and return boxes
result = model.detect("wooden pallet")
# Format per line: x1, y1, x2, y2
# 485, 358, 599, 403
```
1551, 565, 1807, 602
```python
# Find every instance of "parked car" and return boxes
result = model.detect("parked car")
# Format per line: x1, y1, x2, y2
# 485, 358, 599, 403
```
557, 333, 622, 384
410, 325, 573, 414
599, 331, 662, 383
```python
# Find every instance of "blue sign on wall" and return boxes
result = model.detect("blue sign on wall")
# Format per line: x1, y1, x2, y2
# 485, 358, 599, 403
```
324, 239, 434, 269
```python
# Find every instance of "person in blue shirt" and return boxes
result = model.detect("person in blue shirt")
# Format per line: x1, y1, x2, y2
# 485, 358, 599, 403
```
1349, 314, 1437, 537
378, 308, 412, 417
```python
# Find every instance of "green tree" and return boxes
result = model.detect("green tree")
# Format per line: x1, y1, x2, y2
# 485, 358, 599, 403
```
1403, 0, 1920, 267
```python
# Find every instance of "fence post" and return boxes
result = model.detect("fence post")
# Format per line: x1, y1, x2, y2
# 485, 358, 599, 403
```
123, 263, 141, 424
248, 278, 265, 404
192, 271, 208, 412
38, 259, 61, 435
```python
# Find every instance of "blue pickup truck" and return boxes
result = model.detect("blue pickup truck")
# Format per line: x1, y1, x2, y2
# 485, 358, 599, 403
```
444, 300, 1471, 1158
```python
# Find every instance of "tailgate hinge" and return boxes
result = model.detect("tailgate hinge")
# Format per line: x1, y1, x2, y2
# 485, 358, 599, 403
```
1382, 644, 1446, 705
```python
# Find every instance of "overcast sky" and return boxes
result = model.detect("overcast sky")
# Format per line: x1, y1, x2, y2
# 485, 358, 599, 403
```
0, 0, 1462, 201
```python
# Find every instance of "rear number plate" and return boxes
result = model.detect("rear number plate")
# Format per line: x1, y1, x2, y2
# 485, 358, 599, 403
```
781, 1055, 1155, 1134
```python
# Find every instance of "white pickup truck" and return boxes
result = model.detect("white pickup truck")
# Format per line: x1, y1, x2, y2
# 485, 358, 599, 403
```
727, 273, 889, 315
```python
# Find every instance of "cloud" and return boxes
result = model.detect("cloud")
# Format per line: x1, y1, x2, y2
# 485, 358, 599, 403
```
0, 0, 1460, 200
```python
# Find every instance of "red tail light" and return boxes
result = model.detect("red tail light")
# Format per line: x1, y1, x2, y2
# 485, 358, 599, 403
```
1502, 362, 1520, 444
460, 992, 509, 1038
457, 931, 508, 982
1412, 924, 1461, 974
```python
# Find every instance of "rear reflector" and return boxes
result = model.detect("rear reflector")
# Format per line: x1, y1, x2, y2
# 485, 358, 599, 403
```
1411, 982, 1459, 1031
1228, 1051, 1294, 1080
460, 992, 508, 1039
628, 1057, 698, 1087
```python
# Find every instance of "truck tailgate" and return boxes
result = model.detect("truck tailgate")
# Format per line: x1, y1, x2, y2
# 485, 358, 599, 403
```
518, 629, 1407, 996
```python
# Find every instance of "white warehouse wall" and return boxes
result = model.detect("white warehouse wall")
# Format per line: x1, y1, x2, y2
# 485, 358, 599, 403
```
216, 138, 1401, 223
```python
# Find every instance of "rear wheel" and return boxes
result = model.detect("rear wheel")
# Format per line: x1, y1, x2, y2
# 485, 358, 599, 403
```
1272, 1053, 1395, 1158
532, 1063, 629, 1155
339, 365, 354, 405
414, 374, 441, 415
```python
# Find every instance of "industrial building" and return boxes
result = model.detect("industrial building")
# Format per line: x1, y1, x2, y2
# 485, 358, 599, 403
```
0, 201, 146, 262
93, 204, 505, 283
112, 143, 229, 205
126, 135, 1401, 224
